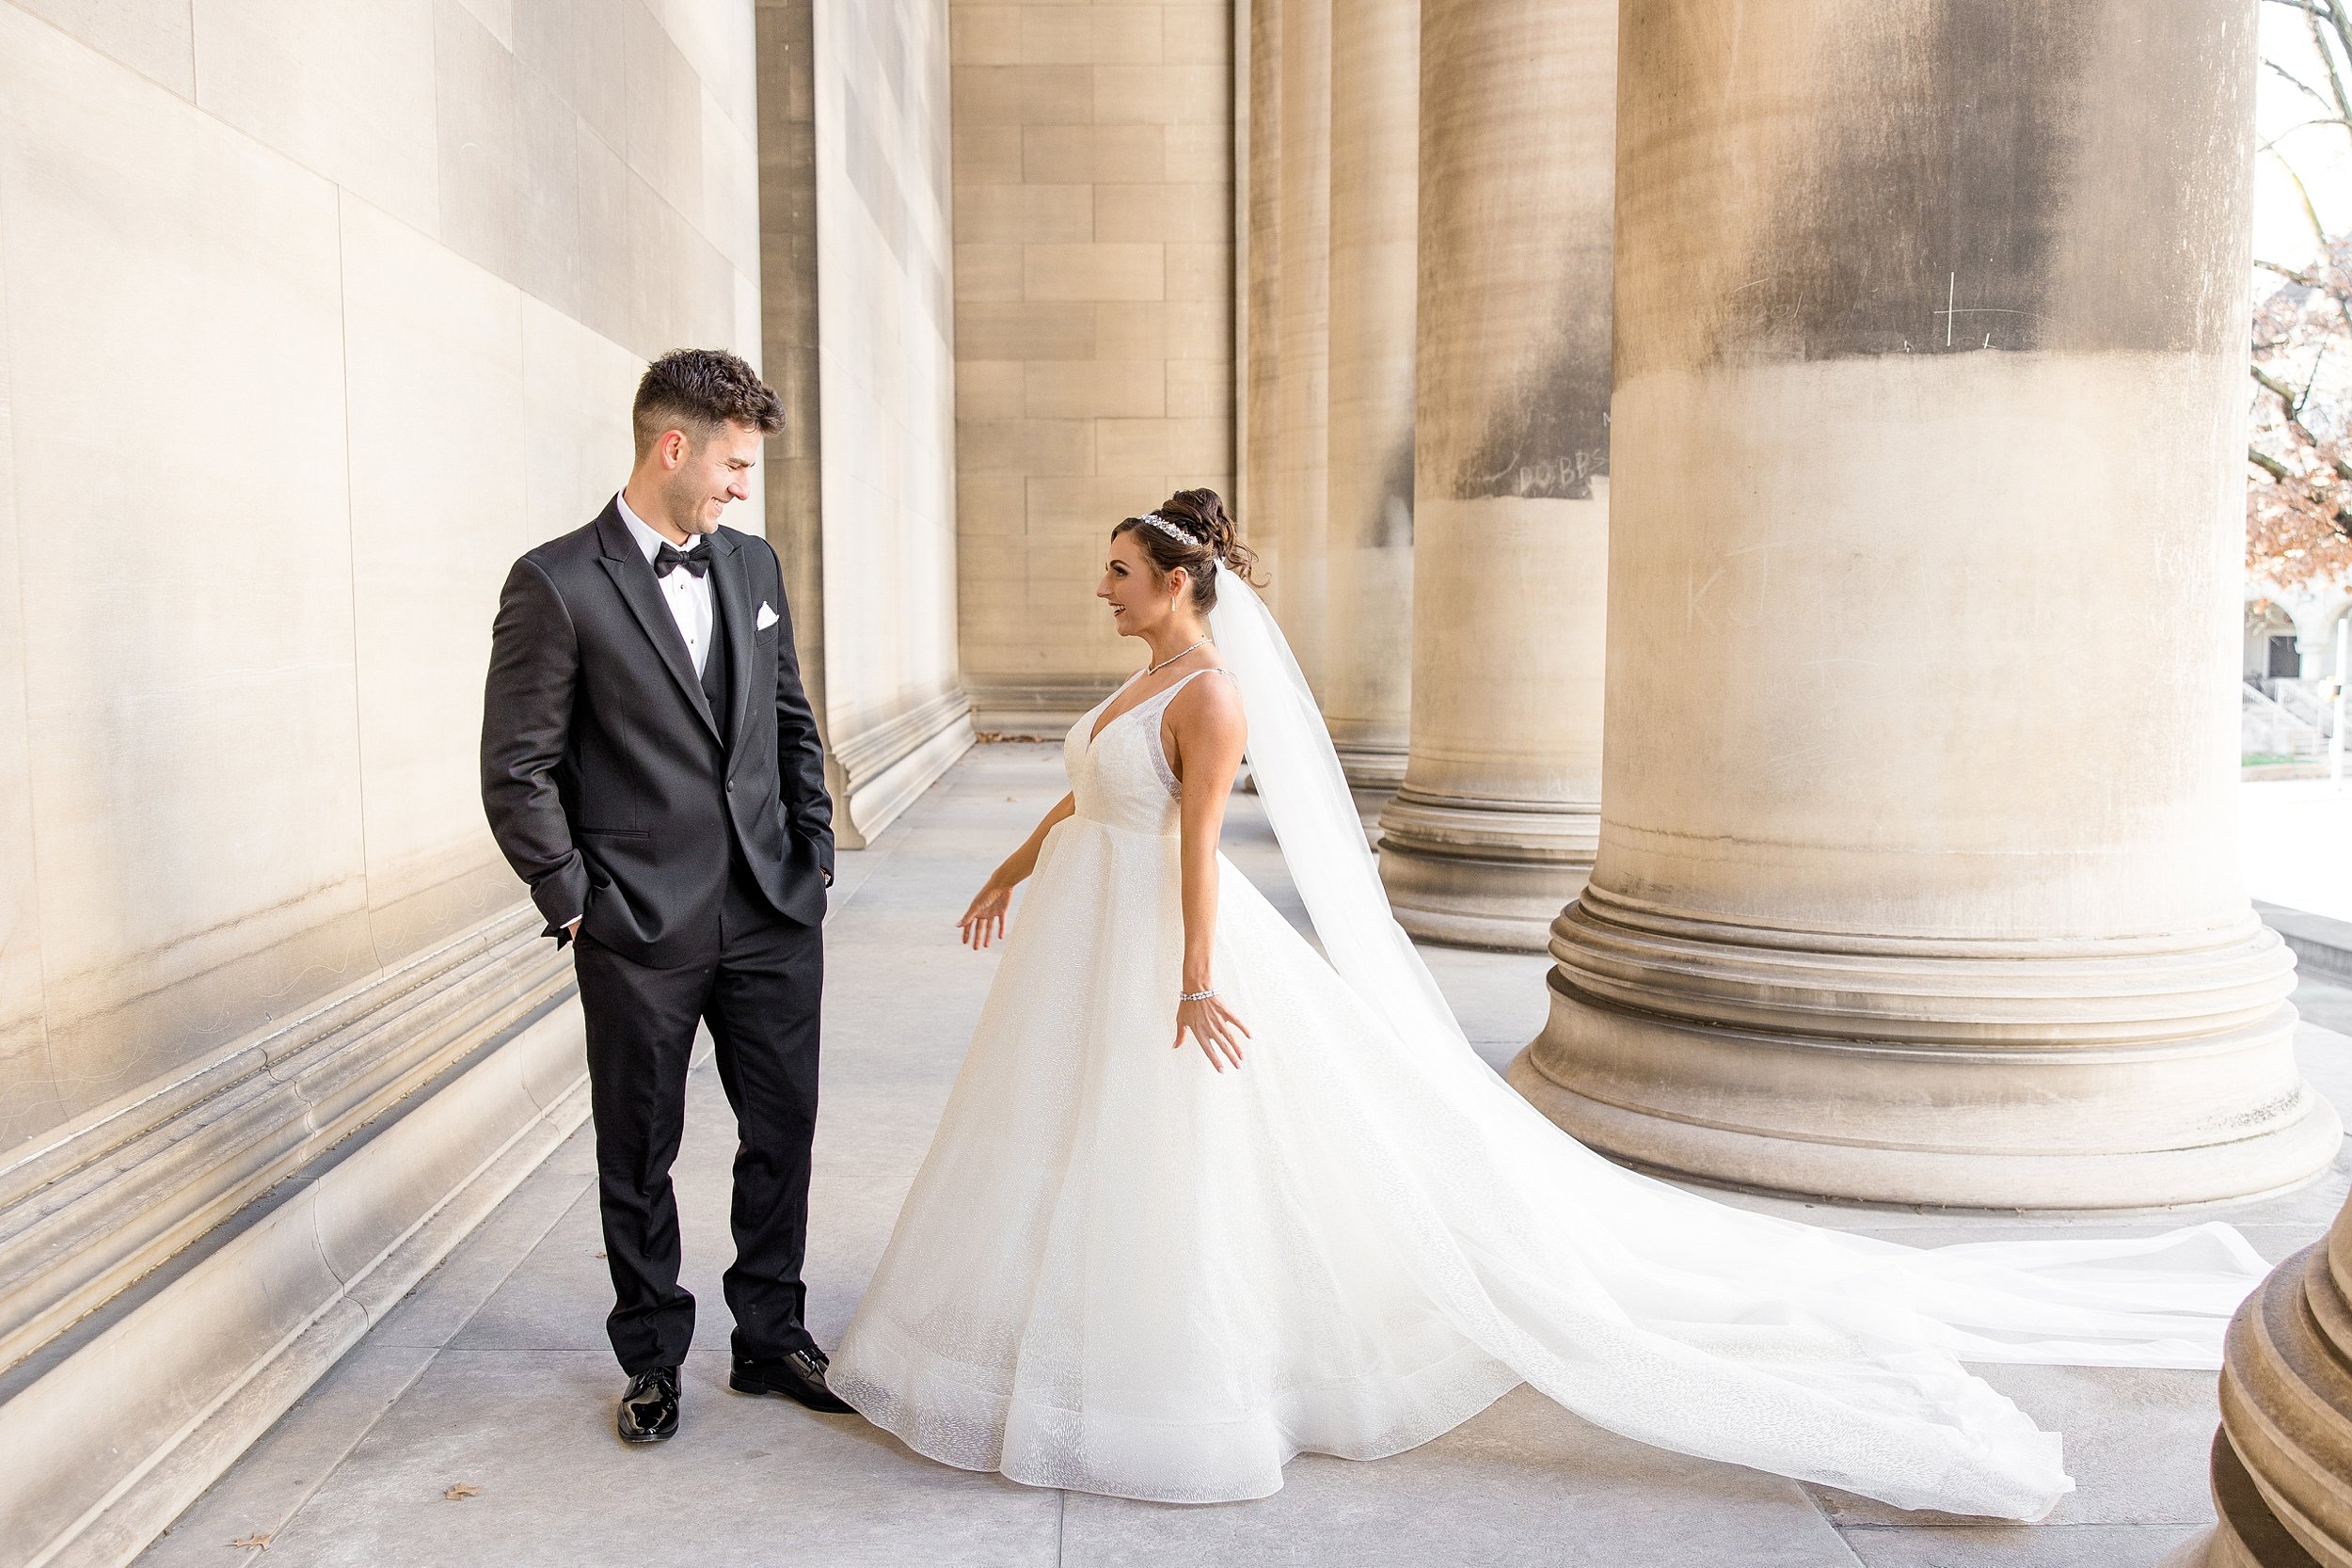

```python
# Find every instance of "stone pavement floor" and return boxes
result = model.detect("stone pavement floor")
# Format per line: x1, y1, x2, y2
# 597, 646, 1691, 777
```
139, 744, 2352, 1568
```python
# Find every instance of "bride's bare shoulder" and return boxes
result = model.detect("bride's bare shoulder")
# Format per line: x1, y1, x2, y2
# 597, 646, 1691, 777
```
1167, 666, 1245, 750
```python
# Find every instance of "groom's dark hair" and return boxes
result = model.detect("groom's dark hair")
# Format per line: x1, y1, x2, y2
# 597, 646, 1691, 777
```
631, 349, 786, 457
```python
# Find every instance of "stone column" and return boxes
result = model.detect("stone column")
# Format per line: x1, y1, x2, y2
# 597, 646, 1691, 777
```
1375, 0, 1613, 950
1511, 0, 2340, 1206
1273, 0, 1329, 689
767, 0, 969, 845
2164, 1189, 2352, 1567
758, 0, 834, 816
1322, 0, 1418, 800
1242, 0, 1282, 562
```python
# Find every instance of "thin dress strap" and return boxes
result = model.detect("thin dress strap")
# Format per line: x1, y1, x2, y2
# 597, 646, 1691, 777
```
1142, 667, 1234, 798
1146, 665, 1229, 706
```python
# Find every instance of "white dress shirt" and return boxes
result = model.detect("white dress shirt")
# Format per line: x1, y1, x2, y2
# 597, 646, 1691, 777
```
616, 490, 715, 676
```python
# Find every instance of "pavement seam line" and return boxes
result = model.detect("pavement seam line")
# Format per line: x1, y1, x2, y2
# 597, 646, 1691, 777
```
212, 1345, 441, 1560
395, 1160, 596, 1354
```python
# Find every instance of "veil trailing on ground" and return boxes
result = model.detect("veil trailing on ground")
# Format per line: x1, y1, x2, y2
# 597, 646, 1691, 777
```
1202, 552, 2273, 1514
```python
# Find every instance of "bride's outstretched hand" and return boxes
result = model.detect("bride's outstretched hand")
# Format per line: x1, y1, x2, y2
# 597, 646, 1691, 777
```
1174, 994, 1250, 1072
958, 879, 1013, 948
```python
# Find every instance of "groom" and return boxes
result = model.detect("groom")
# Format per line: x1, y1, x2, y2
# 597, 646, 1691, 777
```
481, 348, 852, 1443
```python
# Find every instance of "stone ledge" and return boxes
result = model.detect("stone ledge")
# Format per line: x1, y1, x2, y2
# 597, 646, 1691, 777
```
966, 676, 1124, 738
0, 991, 589, 1568
0, 906, 570, 1377
830, 688, 975, 848
2259, 901, 2352, 989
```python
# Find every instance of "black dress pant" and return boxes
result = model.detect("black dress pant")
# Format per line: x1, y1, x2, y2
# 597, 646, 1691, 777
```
572, 870, 822, 1374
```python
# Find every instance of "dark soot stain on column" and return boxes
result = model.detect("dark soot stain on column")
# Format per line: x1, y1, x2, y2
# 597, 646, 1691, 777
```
1375, 435, 1415, 545
1726, 4, 2088, 361
1450, 313, 1613, 502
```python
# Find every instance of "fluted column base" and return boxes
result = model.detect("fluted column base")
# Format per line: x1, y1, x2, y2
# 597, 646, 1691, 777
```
2165, 1192, 2352, 1568
1376, 786, 1597, 951
1511, 884, 2340, 1208
1332, 738, 1407, 793
1332, 734, 1407, 829
2160, 1433, 2331, 1568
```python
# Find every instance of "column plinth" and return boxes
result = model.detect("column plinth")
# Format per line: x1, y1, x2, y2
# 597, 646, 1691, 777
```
1331, 738, 1408, 794
2164, 1192, 2352, 1567
1513, 888, 2330, 1207
1378, 788, 1597, 950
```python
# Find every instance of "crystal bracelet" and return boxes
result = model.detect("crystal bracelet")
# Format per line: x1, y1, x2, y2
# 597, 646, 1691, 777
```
1178, 988, 1216, 1004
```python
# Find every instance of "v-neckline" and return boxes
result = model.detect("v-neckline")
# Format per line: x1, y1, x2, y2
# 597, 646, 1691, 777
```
1085, 665, 1214, 751
1085, 673, 1153, 751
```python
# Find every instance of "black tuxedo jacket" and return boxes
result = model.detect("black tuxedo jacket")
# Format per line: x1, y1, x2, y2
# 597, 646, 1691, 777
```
481, 500, 833, 966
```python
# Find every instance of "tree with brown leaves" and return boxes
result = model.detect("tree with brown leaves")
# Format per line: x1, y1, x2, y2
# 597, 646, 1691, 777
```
2251, 0, 2352, 591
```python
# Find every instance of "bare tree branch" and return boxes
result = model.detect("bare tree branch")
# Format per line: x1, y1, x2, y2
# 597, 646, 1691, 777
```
2260, 250, 2352, 339
2272, 0, 2352, 126
2263, 116, 2352, 143
2269, 56, 2337, 111
2263, 0, 2349, 25
2254, 361, 2304, 405
2262, 148, 2333, 247
2311, 4, 2352, 127
2252, 362, 2352, 482
2322, 0, 2352, 92
2258, 259, 2323, 286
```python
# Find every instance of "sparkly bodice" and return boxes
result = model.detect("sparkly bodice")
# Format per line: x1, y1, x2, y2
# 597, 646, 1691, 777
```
1063, 668, 1227, 836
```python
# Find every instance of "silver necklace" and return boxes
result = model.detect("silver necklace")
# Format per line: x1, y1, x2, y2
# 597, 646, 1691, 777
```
1145, 636, 1207, 675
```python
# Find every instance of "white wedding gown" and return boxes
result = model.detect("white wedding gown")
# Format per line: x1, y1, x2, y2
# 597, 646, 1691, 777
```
829, 592, 2270, 1520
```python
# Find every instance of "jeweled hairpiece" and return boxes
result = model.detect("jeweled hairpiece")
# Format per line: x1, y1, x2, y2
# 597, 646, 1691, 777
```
1132, 512, 1195, 546
1128, 510, 1219, 573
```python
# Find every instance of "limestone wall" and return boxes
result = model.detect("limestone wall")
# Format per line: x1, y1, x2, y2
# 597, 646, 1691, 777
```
760, 0, 966, 845
947, 0, 1237, 730
0, 0, 760, 1160
811, 0, 964, 840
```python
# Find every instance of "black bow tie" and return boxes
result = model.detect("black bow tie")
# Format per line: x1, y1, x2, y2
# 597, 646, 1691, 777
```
653, 543, 709, 578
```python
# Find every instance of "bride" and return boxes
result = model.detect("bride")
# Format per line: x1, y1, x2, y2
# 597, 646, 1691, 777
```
825, 488, 2269, 1519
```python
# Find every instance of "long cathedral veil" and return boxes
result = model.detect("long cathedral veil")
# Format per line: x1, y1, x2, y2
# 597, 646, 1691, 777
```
1202, 554, 2275, 1516
1204, 565, 1471, 1057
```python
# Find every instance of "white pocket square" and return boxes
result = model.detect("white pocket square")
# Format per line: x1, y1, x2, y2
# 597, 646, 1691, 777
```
755, 601, 779, 631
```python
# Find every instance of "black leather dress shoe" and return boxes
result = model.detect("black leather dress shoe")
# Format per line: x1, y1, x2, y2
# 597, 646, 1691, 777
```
729, 1346, 855, 1414
616, 1365, 680, 1443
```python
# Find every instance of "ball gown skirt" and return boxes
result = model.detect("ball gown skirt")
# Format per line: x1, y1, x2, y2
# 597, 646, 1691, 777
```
827, 670, 2266, 1519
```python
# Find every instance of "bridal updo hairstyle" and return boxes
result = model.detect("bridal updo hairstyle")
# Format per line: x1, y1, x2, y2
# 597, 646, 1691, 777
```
1111, 489, 1263, 612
